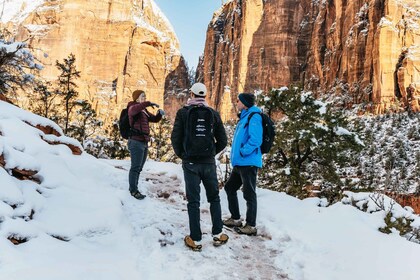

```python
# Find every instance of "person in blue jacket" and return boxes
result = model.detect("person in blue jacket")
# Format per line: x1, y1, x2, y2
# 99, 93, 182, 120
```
223, 93, 262, 235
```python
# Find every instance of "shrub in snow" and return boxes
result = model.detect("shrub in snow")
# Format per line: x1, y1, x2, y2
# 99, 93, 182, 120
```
28, 79, 59, 119
83, 121, 129, 159
67, 100, 103, 143
149, 117, 177, 162
348, 112, 420, 194
342, 191, 420, 244
257, 86, 364, 198
0, 31, 43, 97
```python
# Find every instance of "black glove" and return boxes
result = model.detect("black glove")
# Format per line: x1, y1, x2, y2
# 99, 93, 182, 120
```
149, 102, 159, 108
157, 109, 165, 116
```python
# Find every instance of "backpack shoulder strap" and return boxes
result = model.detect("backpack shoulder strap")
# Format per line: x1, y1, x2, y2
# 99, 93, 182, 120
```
245, 112, 261, 128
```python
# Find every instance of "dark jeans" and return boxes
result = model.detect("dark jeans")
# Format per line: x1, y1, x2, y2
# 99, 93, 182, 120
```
182, 162, 223, 241
224, 166, 258, 227
128, 139, 148, 193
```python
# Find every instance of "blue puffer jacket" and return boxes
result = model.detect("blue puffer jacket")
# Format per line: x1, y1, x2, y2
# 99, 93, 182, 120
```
231, 106, 263, 168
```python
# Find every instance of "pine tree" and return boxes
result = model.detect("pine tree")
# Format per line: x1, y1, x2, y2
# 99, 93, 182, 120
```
30, 79, 59, 119
67, 100, 102, 144
55, 53, 81, 134
258, 86, 364, 198
0, 30, 42, 97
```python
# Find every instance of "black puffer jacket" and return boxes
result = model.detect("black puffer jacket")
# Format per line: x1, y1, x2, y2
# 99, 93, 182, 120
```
171, 105, 227, 164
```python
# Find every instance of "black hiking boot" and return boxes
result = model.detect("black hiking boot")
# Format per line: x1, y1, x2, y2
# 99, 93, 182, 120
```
131, 190, 146, 200
222, 217, 243, 228
234, 224, 257, 236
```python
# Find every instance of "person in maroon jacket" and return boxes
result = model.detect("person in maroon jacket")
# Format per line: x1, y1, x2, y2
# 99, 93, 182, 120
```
127, 89, 164, 199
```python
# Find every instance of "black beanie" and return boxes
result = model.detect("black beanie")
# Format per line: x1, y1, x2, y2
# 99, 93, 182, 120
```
238, 93, 256, 108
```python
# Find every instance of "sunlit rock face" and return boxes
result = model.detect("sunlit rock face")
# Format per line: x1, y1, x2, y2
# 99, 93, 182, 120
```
199, 0, 420, 120
2, 0, 189, 123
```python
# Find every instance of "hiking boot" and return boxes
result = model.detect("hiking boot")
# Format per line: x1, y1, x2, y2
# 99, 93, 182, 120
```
131, 190, 146, 200
234, 224, 257, 236
212, 232, 229, 247
184, 236, 202, 252
223, 217, 243, 228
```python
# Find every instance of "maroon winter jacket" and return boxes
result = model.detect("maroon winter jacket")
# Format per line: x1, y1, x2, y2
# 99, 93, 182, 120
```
127, 101, 162, 142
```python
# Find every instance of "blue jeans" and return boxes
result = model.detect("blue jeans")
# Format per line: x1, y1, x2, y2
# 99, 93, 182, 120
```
224, 166, 258, 227
182, 162, 223, 241
128, 139, 148, 193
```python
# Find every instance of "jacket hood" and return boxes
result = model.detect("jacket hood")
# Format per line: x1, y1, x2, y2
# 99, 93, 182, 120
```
239, 106, 261, 119
127, 101, 136, 107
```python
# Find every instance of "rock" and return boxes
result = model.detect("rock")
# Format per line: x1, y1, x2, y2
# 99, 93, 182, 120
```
199, 0, 420, 120
3, 0, 189, 124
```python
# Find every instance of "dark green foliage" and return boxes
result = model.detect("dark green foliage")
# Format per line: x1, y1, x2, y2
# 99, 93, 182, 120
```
354, 112, 420, 193
0, 30, 42, 97
29, 80, 59, 119
379, 212, 414, 237
55, 53, 81, 134
149, 117, 177, 162
84, 120, 129, 159
66, 100, 102, 143
258, 86, 363, 198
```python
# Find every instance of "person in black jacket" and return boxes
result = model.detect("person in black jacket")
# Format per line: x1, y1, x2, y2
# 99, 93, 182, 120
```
171, 82, 229, 251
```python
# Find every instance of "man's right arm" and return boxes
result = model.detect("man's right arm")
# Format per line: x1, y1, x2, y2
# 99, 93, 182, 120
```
171, 109, 184, 159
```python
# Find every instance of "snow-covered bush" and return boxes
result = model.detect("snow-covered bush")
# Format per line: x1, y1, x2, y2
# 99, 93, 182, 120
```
83, 121, 129, 159
0, 31, 43, 96
347, 112, 420, 194
342, 191, 420, 244
257, 86, 364, 198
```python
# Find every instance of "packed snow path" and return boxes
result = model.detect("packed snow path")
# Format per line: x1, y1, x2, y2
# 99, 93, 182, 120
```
112, 160, 289, 280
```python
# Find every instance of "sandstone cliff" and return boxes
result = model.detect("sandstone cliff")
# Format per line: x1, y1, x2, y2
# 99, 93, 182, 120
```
1, 0, 189, 122
199, 0, 420, 121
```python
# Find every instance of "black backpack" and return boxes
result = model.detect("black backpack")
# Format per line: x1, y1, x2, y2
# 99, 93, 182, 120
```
118, 107, 145, 140
245, 112, 276, 154
183, 105, 216, 157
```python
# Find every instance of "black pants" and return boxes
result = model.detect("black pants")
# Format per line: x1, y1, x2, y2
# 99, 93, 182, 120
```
224, 166, 258, 227
182, 162, 223, 241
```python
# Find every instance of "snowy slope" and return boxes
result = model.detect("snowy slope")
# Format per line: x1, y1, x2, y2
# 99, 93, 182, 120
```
1, 100, 420, 280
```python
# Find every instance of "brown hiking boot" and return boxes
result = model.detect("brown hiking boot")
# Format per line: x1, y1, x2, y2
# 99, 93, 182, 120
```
234, 224, 257, 236
222, 217, 243, 228
184, 236, 202, 252
213, 232, 229, 246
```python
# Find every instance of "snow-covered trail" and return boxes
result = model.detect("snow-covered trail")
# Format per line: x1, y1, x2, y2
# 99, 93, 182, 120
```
106, 160, 289, 280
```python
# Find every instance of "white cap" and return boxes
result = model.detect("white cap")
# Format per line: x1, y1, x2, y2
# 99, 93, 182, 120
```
190, 82, 207, 97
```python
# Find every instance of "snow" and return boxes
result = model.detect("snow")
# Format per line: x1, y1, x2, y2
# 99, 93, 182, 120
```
1, 100, 420, 279
0, 0, 45, 23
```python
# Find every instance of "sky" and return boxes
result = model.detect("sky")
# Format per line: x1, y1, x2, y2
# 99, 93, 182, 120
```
154, 0, 223, 70
1, 99, 420, 279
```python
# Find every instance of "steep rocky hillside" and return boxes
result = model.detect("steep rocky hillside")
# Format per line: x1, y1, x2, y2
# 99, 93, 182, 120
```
1, 0, 189, 122
199, 0, 420, 120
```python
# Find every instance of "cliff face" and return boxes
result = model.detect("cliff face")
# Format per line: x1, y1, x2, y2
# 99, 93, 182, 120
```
2, 0, 189, 123
199, 0, 420, 120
